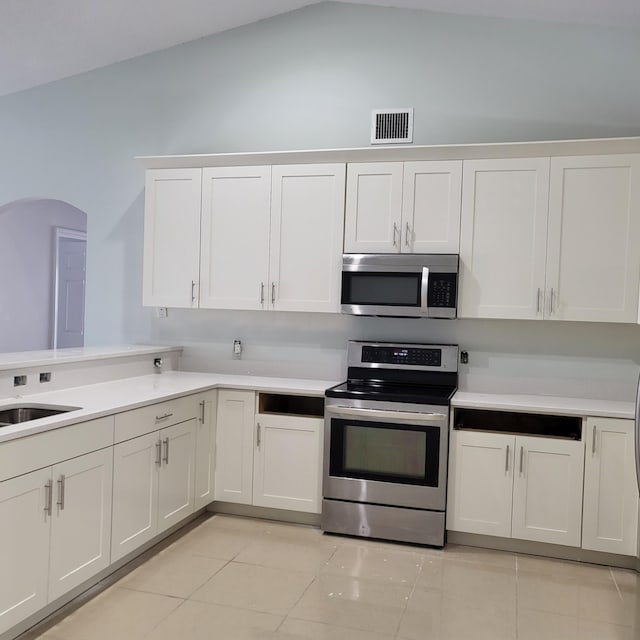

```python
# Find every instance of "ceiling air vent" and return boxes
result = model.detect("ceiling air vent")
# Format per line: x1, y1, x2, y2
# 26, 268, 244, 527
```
371, 108, 414, 144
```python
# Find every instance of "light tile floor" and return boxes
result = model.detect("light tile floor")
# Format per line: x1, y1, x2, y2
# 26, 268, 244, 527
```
25, 514, 640, 640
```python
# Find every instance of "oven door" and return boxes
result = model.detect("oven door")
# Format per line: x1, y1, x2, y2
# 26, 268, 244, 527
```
323, 401, 449, 510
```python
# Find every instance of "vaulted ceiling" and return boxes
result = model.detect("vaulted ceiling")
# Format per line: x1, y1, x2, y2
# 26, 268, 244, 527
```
1, 0, 638, 97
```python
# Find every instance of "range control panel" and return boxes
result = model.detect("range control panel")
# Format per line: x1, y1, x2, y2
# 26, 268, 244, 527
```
361, 346, 442, 367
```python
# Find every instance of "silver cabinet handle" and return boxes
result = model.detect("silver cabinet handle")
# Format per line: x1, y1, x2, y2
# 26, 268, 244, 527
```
256, 423, 261, 448
536, 288, 541, 314
57, 475, 66, 511
162, 438, 169, 465
155, 440, 162, 466
44, 479, 53, 516
549, 288, 555, 314
519, 446, 524, 474
260, 282, 265, 305
271, 282, 276, 305
392, 222, 399, 247
200, 400, 206, 424
505, 445, 510, 472
191, 280, 198, 305
405, 222, 411, 248
592, 425, 597, 455
155, 412, 173, 422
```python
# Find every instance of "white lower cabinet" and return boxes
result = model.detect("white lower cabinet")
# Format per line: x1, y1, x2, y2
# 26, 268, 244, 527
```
194, 390, 218, 510
253, 413, 323, 513
0, 446, 113, 635
448, 430, 585, 547
582, 418, 639, 555
215, 389, 323, 514
111, 418, 196, 562
0, 468, 51, 634
214, 389, 256, 505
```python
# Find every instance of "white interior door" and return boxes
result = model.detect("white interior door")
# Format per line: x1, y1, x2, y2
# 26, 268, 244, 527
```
53, 229, 86, 349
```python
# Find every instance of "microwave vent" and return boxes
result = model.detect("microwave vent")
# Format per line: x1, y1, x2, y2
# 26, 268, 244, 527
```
371, 108, 414, 144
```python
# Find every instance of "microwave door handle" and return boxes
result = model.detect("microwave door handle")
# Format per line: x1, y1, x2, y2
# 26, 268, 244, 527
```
421, 267, 430, 314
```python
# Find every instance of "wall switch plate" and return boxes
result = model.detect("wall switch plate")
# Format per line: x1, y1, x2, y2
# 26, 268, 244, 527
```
39, 372, 51, 383
460, 351, 469, 364
14, 375, 27, 386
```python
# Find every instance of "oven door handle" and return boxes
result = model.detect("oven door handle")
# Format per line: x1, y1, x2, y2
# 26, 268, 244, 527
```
326, 405, 446, 424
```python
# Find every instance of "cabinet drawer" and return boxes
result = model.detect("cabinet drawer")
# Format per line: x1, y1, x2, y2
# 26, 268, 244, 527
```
114, 395, 198, 443
0, 416, 115, 482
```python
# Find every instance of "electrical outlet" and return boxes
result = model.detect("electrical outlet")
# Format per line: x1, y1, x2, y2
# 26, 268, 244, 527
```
156, 307, 168, 319
39, 372, 51, 383
460, 351, 469, 364
233, 339, 242, 358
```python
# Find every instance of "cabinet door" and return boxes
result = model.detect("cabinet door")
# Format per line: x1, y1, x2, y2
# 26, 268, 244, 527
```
253, 414, 323, 513
459, 158, 550, 319
511, 435, 584, 547
344, 162, 403, 253
199, 166, 271, 310
446, 430, 514, 537
157, 419, 196, 533
215, 390, 256, 505
0, 468, 50, 635
582, 418, 639, 555
48, 448, 113, 601
546, 155, 640, 323
402, 161, 462, 253
111, 432, 159, 562
194, 391, 218, 510
142, 168, 202, 308
269, 164, 346, 313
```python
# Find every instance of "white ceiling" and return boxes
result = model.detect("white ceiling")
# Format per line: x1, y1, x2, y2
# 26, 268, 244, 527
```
1, 0, 639, 97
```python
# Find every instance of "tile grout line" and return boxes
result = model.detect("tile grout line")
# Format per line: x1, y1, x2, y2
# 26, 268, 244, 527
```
609, 565, 625, 602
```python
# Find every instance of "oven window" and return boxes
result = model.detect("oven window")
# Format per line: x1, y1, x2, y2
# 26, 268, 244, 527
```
330, 419, 440, 486
342, 272, 421, 306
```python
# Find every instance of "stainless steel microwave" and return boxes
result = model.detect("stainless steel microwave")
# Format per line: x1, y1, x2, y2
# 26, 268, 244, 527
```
341, 254, 459, 318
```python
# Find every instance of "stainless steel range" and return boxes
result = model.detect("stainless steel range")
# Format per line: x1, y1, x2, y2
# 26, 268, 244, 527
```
322, 340, 458, 547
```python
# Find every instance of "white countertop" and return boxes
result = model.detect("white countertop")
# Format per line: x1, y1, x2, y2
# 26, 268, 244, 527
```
453, 391, 635, 420
0, 345, 181, 372
0, 371, 339, 443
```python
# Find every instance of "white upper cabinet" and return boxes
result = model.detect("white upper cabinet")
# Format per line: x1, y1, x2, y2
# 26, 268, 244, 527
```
144, 163, 345, 313
344, 162, 404, 253
344, 161, 462, 254
459, 158, 550, 319
199, 166, 271, 310
460, 154, 640, 323
270, 164, 345, 313
402, 161, 462, 253
545, 155, 640, 323
143, 168, 202, 308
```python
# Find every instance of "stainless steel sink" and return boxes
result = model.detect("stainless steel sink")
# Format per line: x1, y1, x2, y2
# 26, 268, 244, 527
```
0, 404, 81, 427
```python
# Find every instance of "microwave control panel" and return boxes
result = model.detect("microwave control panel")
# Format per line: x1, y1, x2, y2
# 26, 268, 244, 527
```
428, 273, 457, 308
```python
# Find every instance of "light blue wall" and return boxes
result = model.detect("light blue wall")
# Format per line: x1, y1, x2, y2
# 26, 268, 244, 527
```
1, 1, 639, 388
